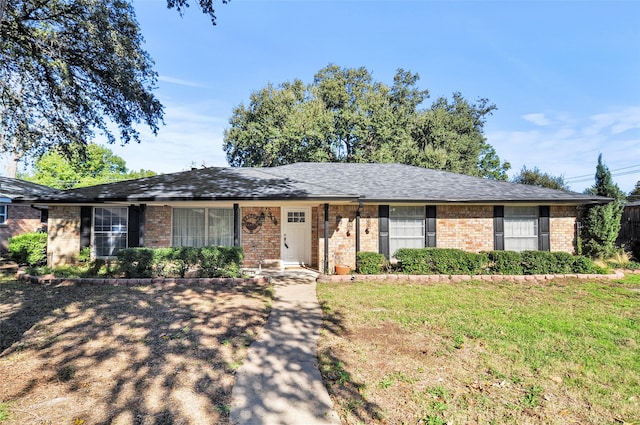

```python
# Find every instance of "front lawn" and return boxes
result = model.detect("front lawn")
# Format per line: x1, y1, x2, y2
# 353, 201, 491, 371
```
317, 275, 640, 424
0, 276, 272, 424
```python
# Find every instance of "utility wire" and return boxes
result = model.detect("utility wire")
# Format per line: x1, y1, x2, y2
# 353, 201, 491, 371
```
565, 164, 640, 182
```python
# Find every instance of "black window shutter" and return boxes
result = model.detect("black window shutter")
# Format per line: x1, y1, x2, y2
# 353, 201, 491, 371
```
426, 205, 436, 247
538, 206, 550, 251
379, 205, 390, 259
128, 206, 140, 248
494, 206, 504, 251
80, 206, 92, 249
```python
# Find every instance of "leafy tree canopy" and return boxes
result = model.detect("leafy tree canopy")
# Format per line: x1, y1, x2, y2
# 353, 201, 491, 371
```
511, 166, 570, 191
223, 64, 510, 180
20, 143, 156, 189
0, 0, 166, 176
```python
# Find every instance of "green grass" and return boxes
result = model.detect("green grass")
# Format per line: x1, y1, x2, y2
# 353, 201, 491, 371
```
0, 401, 10, 421
318, 275, 640, 423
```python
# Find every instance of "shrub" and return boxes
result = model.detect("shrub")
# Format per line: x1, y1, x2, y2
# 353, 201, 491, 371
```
8, 232, 47, 266
117, 248, 154, 278
571, 255, 604, 274
486, 251, 522, 275
552, 251, 575, 274
520, 251, 556, 275
356, 252, 386, 274
395, 248, 487, 275
161, 247, 199, 277
78, 246, 91, 263
199, 246, 243, 278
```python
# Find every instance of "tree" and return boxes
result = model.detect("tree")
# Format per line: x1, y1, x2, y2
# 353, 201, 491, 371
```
21, 143, 156, 189
1, 0, 165, 176
511, 166, 570, 191
628, 181, 640, 202
581, 154, 625, 258
410, 93, 509, 179
223, 64, 510, 179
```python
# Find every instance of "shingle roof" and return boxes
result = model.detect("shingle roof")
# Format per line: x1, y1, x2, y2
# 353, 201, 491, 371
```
0, 177, 59, 201
30, 163, 609, 204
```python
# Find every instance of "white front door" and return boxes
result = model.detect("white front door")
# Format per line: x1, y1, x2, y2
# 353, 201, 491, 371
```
282, 207, 311, 265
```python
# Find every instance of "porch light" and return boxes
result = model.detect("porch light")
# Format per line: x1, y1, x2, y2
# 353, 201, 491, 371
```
260, 208, 278, 225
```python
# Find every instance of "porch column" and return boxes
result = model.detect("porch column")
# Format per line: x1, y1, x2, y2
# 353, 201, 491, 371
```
233, 203, 240, 247
324, 203, 329, 274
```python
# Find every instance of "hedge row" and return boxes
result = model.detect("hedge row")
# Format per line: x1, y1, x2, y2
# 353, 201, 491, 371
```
117, 246, 243, 278
356, 248, 607, 275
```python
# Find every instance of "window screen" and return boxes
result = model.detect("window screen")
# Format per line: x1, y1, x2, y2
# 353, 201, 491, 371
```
389, 206, 425, 257
504, 206, 538, 251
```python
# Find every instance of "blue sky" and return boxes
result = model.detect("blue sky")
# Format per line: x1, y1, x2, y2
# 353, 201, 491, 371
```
105, 0, 640, 193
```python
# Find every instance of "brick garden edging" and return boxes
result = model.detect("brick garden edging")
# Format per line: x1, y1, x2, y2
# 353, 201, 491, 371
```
15, 270, 270, 286
317, 270, 625, 283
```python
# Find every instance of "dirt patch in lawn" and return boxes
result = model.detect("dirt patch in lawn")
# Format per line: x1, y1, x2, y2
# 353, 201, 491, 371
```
0, 276, 272, 424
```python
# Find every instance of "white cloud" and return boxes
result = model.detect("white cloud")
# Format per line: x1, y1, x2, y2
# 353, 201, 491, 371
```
158, 75, 207, 88
522, 113, 551, 126
587, 107, 640, 136
488, 106, 640, 193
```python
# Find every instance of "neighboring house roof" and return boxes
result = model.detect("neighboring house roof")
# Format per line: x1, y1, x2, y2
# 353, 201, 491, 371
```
0, 177, 59, 202
26, 163, 609, 204
625, 201, 640, 207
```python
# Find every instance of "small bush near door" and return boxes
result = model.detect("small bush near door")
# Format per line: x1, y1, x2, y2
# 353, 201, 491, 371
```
8, 232, 47, 266
356, 252, 387, 274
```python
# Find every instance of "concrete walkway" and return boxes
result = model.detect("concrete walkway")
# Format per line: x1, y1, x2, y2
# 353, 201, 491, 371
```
230, 270, 341, 425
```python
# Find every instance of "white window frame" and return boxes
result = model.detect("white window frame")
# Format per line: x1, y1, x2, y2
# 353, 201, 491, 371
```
504, 206, 538, 252
389, 205, 425, 258
0, 205, 7, 225
172, 207, 235, 247
93, 207, 128, 258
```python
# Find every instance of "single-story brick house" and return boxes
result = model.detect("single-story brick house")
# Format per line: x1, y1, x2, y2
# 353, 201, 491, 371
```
0, 177, 57, 251
22, 163, 609, 272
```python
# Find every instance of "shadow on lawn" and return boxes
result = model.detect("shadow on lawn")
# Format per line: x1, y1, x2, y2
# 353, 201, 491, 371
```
318, 299, 386, 424
0, 276, 271, 424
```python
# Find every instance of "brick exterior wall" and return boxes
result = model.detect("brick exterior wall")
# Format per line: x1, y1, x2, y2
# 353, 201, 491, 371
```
45, 203, 580, 269
550, 205, 578, 253
241, 207, 281, 268
0, 205, 45, 251
311, 206, 319, 269
437, 205, 495, 252
47, 206, 81, 266
145, 206, 172, 248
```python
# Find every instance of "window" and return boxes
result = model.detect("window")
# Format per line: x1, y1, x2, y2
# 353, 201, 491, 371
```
173, 208, 234, 247
94, 207, 128, 257
0, 205, 6, 224
389, 206, 425, 257
208, 208, 234, 246
504, 206, 538, 251
287, 211, 305, 223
